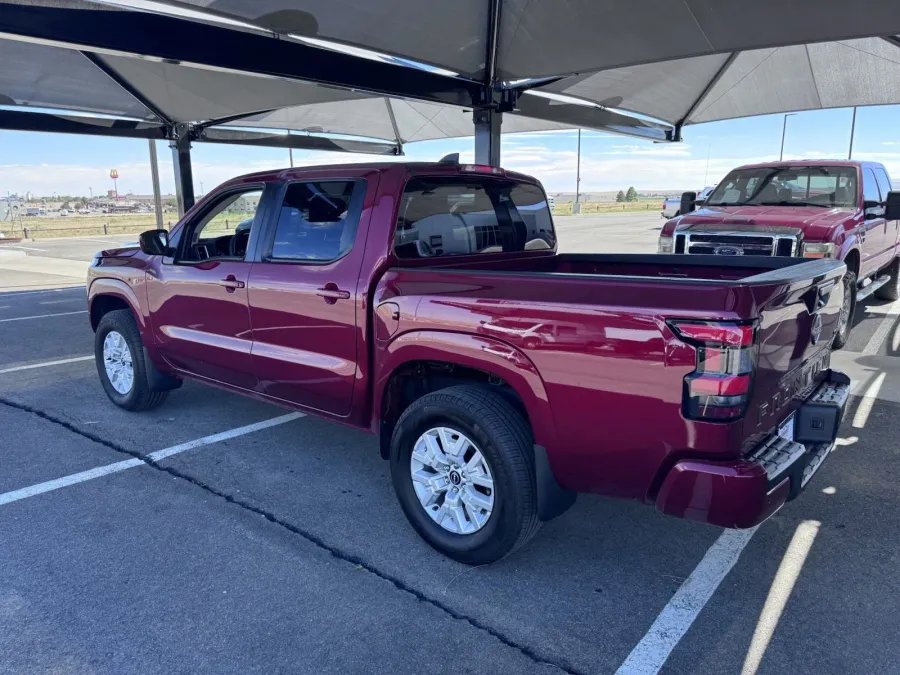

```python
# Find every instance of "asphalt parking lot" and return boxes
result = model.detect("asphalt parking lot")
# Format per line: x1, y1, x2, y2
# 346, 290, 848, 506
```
2, 213, 899, 674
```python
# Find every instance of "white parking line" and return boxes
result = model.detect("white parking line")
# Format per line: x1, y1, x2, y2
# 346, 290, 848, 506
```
39, 299, 81, 305
0, 245, 47, 252
0, 287, 85, 297
77, 237, 127, 245
862, 298, 900, 356
0, 356, 94, 374
0, 310, 87, 322
615, 527, 759, 675
0, 412, 304, 507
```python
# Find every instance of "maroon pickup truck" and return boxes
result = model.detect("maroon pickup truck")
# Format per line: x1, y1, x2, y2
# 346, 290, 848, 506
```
659, 161, 900, 348
88, 161, 850, 563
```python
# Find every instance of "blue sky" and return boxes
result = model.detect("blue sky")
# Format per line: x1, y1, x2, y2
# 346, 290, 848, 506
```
3, 104, 900, 197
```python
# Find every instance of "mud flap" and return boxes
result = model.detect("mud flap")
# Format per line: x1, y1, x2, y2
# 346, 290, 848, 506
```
534, 444, 577, 521
143, 347, 182, 392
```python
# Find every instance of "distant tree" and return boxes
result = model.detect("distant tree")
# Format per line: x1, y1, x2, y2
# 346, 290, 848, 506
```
615, 190, 626, 202
61, 201, 71, 210
625, 186, 638, 202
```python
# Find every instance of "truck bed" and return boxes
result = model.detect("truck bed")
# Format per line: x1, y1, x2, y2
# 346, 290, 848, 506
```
377, 253, 846, 501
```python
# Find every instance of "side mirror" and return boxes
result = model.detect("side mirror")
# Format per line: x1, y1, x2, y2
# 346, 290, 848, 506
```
680, 191, 697, 215
885, 191, 900, 221
139, 229, 172, 256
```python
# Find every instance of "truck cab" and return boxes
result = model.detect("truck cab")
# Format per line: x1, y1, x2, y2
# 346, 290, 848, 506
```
659, 161, 900, 347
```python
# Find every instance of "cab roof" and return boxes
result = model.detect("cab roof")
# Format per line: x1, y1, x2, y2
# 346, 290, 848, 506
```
733, 159, 885, 171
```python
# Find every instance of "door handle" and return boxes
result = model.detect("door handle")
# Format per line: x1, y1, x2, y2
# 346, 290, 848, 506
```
219, 275, 245, 292
316, 284, 351, 303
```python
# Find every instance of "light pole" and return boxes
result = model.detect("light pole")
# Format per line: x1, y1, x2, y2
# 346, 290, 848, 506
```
703, 143, 711, 186
288, 129, 294, 167
848, 106, 857, 160
575, 128, 581, 205
779, 113, 797, 161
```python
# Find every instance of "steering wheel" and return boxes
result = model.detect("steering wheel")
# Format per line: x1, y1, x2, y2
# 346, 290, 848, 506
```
229, 229, 250, 258
415, 240, 433, 257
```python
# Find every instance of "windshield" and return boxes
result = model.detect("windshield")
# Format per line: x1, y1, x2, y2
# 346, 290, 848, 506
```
705, 166, 858, 208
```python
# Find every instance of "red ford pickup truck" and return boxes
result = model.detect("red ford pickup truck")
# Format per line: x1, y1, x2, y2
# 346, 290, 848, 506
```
659, 160, 900, 348
88, 161, 850, 563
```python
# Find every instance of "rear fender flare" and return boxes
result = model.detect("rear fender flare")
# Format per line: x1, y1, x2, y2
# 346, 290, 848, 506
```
376, 331, 572, 521
375, 331, 558, 455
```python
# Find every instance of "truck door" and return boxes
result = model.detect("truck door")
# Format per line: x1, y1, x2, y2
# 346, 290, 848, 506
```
860, 167, 888, 278
146, 186, 269, 390
246, 177, 371, 416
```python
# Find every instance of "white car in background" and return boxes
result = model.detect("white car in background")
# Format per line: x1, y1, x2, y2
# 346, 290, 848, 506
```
547, 195, 556, 211
661, 185, 717, 218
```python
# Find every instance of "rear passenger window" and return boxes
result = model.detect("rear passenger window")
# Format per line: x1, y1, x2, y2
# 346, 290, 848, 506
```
269, 181, 361, 262
394, 177, 555, 258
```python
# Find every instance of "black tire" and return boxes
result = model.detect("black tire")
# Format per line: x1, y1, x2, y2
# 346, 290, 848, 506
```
875, 257, 900, 301
389, 385, 540, 564
832, 270, 857, 350
95, 309, 169, 411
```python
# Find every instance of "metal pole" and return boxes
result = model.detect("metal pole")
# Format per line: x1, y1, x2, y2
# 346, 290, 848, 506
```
473, 109, 502, 166
848, 106, 857, 160
169, 123, 195, 217
703, 143, 711, 185
779, 114, 788, 161
575, 129, 581, 204
148, 139, 164, 229
288, 129, 294, 167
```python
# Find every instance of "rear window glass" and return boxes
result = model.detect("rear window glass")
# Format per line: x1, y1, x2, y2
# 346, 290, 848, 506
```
394, 177, 555, 258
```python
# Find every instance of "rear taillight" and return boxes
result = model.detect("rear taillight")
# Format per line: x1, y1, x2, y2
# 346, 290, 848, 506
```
669, 320, 757, 421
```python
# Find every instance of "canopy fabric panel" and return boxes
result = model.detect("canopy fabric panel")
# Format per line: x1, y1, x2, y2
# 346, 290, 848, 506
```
690, 39, 900, 124
234, 97, 574, 143
144, 0, 491, 78
0, 39, 154, 119
115, 0, 900, 81
541, 36, 900, 127
496, 0, 900, 80
97, 53, 370, 124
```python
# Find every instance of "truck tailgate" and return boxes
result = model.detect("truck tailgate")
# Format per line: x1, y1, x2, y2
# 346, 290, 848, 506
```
740, 259, 847, 451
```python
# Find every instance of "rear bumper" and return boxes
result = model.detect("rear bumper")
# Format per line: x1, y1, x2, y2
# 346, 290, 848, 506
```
655, 370, 850, 529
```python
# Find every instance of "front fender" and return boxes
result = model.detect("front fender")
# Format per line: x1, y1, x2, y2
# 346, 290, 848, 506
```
88, 277, 149, 342
375, 330, 558, 453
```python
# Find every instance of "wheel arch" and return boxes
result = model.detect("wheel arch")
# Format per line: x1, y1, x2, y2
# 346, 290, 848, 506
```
842, 247, 861, 276
374, 331, 557, 460
88, 278, 148, 339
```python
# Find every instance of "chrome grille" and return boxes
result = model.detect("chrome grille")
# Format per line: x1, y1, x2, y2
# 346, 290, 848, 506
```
678, 232, 797, 257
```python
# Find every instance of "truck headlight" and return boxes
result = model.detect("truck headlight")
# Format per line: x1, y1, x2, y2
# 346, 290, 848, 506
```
801, 242, 835, 259
658, 236, 674, 254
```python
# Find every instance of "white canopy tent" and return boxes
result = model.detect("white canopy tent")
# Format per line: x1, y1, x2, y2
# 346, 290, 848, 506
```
3, 0, 900, 210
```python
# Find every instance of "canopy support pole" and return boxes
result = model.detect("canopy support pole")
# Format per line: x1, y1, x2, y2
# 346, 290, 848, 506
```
474, 108, 502, 166
169, 123, 195, 217
148, 139, 164, 229
474, 0, 503, 167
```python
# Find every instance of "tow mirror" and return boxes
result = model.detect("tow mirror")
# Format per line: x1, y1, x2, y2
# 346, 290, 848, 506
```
680, 191, 697, 215
139, 229, 172, 256
885, 191, 900, 221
